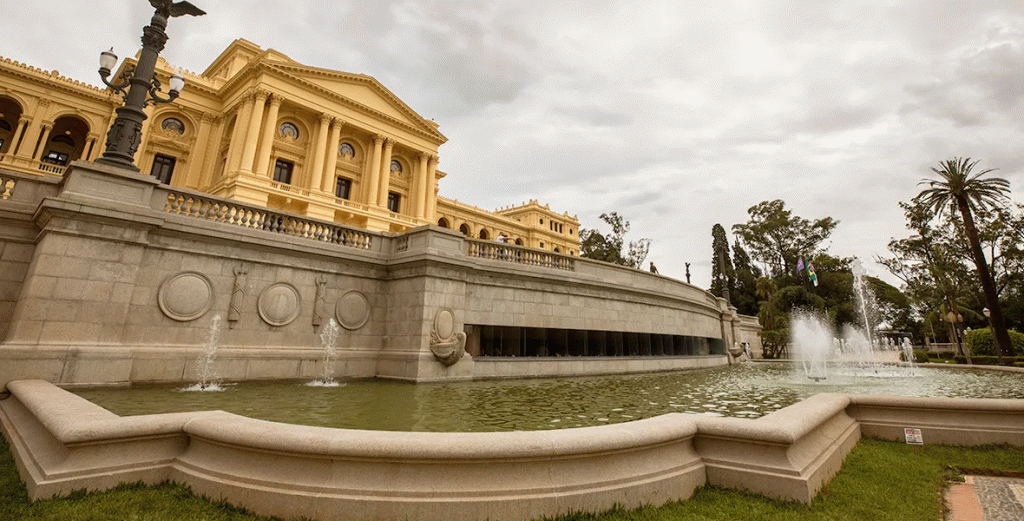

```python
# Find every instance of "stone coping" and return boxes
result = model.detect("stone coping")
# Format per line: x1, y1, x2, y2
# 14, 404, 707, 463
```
2, 379, 1023, 520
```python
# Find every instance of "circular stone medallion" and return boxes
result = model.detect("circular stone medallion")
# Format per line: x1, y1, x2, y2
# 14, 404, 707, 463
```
157, 272, 214, 322
257, 283, 301, 327
434, 308, 455, 339
335, 291, 370, 330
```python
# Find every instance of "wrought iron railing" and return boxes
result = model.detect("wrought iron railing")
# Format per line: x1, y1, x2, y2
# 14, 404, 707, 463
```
466, 239, 575, 271
161, 189, 375, 250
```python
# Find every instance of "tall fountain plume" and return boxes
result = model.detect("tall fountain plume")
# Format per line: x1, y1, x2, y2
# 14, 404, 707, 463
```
791, 310, 833, 381
188, 314, 223, 391
309, 318, 341, 387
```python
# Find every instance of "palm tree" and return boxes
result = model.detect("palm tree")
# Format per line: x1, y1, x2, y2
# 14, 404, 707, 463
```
916, 158, 1013, 361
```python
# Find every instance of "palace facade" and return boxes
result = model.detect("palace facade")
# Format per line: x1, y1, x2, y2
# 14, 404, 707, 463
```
0, 39, 580, 253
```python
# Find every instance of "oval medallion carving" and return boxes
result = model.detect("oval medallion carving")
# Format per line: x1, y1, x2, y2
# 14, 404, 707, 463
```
158, 271, 214, 322
257, 283, 301, 327
335, 291, 370, 330
434, 308, 455, 339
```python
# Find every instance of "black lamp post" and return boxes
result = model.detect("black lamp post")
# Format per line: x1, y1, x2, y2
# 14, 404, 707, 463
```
96, 0, 205, 171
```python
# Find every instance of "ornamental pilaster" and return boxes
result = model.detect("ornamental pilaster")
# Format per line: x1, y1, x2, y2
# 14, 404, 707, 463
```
239, 90, 269, 173
377, 138, 395, 207
365, 135, 383, 205
309, 114, 332, 191
254, 95, 283, 176
321, 117, 344, 192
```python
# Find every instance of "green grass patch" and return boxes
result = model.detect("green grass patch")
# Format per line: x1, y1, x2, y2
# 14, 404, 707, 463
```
3, 434, 1023, 521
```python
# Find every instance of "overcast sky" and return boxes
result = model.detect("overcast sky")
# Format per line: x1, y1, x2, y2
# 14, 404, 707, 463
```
6, 1, 1024, 290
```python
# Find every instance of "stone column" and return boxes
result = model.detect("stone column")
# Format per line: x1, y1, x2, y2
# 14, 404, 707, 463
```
415, 152, 429, 218
84, 133, 101, 161
238, 90, 268, 173
376, 138, 395, 207
425, 155, 439, 220
225, 96, 254, 174
254, 95, 283, 177
30, 122, 53, 161
7, 117, 29, 155
308, 114, 331, 191
365, 135, 383, 205
321, 118, 344, 192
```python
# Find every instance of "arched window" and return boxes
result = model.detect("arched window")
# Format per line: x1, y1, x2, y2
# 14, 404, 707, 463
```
161, 117, 185, 135
437, 217, 451, 228
279, 122, 299, 139
478, 229, 489, 240
339, 142, 355, 157
51, 134, 75, 147
390, 159, 402, 174
459, 224, 471, 236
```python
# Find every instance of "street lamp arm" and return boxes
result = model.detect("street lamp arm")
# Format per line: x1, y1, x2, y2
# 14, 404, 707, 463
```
145, 76, 179, 106
99, 65, 135, 99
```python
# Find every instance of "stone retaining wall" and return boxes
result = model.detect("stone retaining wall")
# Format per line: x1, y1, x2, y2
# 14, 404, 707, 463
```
0, 162, 759, 386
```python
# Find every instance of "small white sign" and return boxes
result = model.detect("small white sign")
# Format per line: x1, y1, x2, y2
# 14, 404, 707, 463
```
904, 427, 924, 445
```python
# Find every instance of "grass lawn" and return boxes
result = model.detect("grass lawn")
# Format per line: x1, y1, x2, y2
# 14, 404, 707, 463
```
2, 434, 1022, 521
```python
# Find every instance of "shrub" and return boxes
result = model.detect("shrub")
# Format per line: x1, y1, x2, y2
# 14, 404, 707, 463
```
954, 355, 968, 364
965, 328, 1024, 357
939, 351, 954, 359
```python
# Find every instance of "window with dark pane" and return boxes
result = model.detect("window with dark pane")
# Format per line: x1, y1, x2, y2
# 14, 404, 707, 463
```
387, 191, 400, 213
151, 154, 176, 184
273, 159, 294, 184
335, 177, 351, 199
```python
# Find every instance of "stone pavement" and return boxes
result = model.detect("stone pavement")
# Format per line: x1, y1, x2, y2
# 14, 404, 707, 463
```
946, 475, 1024, 521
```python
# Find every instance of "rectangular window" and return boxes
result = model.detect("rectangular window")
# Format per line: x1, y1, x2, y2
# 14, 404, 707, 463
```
150, 154, 176, 184
387, 191, 400, 213
273, 159, 293, 184
42, 151, 69, 166
335, 177, 352, 200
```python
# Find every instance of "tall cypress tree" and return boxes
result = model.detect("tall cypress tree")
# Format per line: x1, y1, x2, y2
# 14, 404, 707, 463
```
731, 240, 762, 316
711, 224, 735, 299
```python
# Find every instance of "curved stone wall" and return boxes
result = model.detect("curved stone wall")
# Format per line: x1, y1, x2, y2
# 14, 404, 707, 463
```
3, 379, 1022, 521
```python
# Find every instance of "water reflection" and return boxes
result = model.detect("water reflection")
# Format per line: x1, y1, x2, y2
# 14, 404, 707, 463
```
72, 364, 1024, 432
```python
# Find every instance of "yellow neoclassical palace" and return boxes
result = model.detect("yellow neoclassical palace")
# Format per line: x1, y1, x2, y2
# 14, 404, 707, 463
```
0, 39, 581, 254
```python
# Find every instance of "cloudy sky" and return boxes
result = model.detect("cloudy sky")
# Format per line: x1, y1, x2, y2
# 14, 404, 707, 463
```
6, 1, 1024, 289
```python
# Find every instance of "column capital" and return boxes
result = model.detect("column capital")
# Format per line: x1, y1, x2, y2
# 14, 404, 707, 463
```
372, 134, 385, 146
429, 154, 439, 166
253, 90, 270, 103
331, 117, 345, 129
201, 112, 220, 124
37, 98, 51, 107
318, 113, 332, 125
268, 94, 284, 107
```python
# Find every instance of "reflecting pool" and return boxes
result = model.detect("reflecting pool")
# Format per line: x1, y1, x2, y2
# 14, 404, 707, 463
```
72, 364, 1024, 432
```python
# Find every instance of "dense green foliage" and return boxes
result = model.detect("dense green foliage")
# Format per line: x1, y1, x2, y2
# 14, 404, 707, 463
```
579, 212, 650, 269
723, 200, 913, 358
710, 224, 735, 300
964, 327, 1024, 357
732, 200, 838, 278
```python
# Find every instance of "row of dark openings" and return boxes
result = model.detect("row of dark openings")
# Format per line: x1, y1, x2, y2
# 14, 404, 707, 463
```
465, 325, 725, 358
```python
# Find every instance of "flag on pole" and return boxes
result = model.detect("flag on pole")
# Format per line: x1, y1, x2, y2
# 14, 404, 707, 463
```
807, 262, 818, 287
797, 257, 805, 273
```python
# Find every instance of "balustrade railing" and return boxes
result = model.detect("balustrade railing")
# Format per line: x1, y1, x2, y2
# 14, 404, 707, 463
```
161, 189, 374, 250
466, 239, 575, 271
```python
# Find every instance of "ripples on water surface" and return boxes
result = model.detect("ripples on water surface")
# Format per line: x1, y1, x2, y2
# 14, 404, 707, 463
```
72, 364, 1024, 432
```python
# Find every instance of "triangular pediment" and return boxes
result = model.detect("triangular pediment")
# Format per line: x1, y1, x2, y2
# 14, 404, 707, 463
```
267, 63, 444, 142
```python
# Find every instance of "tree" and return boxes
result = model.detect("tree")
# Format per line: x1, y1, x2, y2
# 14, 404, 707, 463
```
710, 224, 735, 300
916, 158, 1013, 360
732, 200, 839, 278
579, 212, 650, 268
731, 240, 762, 316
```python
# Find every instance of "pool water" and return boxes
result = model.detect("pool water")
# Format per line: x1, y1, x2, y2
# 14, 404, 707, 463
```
72, 364, 1024, 432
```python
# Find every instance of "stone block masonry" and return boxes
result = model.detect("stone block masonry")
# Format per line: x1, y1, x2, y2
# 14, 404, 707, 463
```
0, 162, 760, 386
